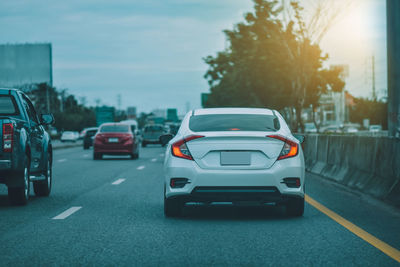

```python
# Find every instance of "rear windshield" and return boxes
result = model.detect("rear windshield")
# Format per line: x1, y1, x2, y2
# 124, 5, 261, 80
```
100, 125, 130, 133
189, 114, 280, 132
0, 96, 18, 115
144, 125, 163, 132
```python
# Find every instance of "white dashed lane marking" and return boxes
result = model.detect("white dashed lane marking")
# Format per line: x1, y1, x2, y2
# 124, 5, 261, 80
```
57, 159, 67, 163
112, 178, 126, 185
137, 166, 145, 170
52, 207, 82, 220
151, 158, 157, 162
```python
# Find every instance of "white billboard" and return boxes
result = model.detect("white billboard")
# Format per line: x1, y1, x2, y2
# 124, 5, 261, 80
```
0, 43, 52, 88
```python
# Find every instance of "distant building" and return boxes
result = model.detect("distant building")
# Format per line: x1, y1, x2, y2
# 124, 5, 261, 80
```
0, 43, 52, 88
127, 106, 137, 119
151, 108, 166, 118
310, 90, 355, 126
147, 108, 166, 125
315, 64, 351, 126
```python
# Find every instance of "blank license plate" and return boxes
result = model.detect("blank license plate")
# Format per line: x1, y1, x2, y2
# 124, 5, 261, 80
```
220, 151, 251, 165
108, 138, 119, 143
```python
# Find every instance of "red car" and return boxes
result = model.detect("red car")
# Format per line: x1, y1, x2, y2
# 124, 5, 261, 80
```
93, 123, 140, 160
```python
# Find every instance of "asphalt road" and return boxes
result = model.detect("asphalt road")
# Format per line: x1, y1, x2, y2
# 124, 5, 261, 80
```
0, 146, 399, 266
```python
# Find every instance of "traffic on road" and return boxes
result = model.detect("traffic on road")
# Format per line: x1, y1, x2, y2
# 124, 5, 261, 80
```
0, 144, 399, 265
0, 94, 399, 265
0, 0, 398, 265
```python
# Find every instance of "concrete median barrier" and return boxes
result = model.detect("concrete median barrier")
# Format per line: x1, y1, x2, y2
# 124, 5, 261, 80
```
304, 134, 400, 207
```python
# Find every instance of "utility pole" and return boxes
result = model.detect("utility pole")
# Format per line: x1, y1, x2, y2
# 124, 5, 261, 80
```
387, 0, 400, 137
46, 85, 50, 113
372, 55, 376, 101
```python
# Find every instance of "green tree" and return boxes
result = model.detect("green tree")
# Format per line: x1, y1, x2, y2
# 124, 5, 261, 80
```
203, 0, 345, 132
23, 83, 96, 132
349, 98, 388, 129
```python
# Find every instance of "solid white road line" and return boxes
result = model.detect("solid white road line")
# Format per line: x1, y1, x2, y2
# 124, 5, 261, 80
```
137, 165, 145, 170
52, 207, 82, 220
57, 159, 67, 163
112, 178, 126, 185
151, 158, 157, 162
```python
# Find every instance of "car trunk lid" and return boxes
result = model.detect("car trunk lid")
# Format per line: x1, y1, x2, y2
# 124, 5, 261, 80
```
185, 132, 284, 170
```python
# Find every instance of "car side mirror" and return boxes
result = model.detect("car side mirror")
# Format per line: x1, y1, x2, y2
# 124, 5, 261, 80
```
40, 114, 55, 125
159, 134, 173, 146
293, 134, 305, 144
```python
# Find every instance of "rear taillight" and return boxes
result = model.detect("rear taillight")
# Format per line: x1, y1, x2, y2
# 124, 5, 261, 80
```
267, 135, 298, 160
94, 134, 103, 143
3, 123, 13, 152
171, 135, 204, 160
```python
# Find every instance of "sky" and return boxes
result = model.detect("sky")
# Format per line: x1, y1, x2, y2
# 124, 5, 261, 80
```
0, 0, 387, 114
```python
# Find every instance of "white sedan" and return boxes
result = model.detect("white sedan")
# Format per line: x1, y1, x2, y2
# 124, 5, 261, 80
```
162, 108, 305, 217
60, 131, 79, 142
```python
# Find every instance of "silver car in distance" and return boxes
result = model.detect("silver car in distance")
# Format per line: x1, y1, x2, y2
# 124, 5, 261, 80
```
162, 108, 305, 217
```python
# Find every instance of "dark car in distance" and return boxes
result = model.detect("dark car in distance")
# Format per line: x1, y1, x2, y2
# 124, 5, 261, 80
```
93, 123, 139, 160
83, 127, 98, 149
142, 124, 166, 147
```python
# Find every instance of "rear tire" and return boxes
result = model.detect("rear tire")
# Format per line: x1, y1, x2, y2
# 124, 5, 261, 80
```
131, 151, 139, 159
164, 197, 183, 217
93, 153, 102, 160
8, 158, 30, 205
33, 155, 52, 197
286, 197, 304, 217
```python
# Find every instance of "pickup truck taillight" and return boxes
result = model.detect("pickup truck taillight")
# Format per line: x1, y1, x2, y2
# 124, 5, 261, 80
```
3, 123, 13, 152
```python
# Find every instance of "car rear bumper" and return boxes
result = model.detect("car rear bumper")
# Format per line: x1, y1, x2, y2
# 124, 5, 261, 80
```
166, 186, 303, 204
164, 153, 305, 200
94, 144, 134, 154
0, 159, 12, 169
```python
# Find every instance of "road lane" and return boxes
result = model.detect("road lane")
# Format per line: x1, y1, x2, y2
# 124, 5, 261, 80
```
112, 179, 126, 185
52, 206, 82, 220
0, 145, 399, 266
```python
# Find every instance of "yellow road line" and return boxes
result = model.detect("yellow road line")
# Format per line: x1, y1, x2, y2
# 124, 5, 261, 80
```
305, 194, 400, 263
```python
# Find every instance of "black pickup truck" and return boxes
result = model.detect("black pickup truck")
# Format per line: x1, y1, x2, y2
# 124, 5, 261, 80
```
0, 88, 54, 205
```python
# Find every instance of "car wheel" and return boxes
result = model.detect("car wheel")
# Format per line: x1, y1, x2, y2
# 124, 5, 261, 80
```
142, 142, 147, 147
131, 150, 139, 159
164, 195, 183, 217
286, 197, 304, 217
33, 154, 52, 197
8, 157, 30, 205
93, 153, 102, 160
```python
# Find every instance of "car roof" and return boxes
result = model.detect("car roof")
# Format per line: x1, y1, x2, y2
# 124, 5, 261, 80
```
0, 88, 18, 93
100, 123, 128, 127
193, 108, 274, 116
